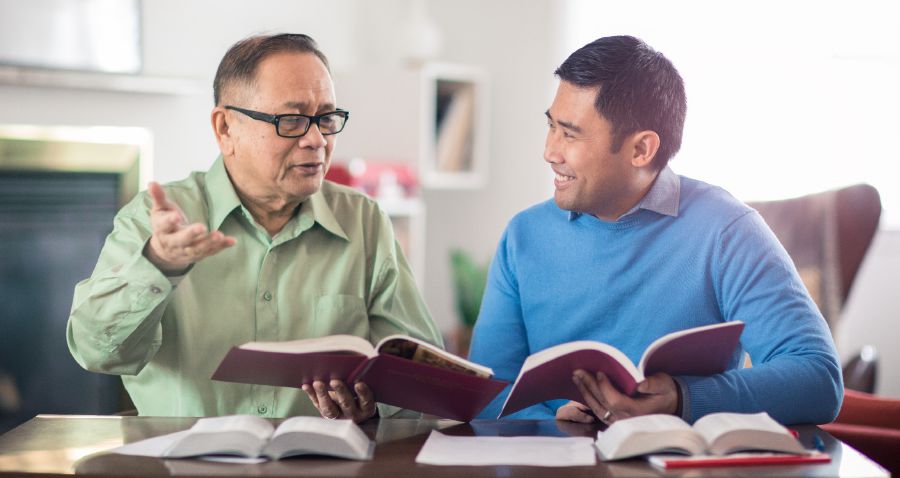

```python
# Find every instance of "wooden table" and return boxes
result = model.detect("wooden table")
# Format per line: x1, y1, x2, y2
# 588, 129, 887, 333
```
0, 415, 889, 477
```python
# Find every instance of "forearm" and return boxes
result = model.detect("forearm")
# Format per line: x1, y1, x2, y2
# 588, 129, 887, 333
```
680, 352, 842, 424
67, 250, 178, 375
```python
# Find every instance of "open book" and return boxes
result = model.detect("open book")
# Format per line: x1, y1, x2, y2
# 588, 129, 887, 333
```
117, 415, 373, 461
499, 321, 744, 417
212, 334, 507, 422
596, 412, 812, 461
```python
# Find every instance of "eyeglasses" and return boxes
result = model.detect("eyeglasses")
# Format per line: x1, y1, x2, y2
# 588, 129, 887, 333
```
224, 106, 349, 138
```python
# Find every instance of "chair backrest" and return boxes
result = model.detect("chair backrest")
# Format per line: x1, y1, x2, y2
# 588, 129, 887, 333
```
747, 184, 881, 332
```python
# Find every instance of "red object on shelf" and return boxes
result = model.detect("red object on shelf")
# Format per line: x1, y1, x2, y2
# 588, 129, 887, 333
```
326, 159, 418, 199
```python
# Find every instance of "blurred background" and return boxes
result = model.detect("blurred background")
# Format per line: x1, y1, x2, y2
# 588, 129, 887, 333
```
0, 0, 898, 432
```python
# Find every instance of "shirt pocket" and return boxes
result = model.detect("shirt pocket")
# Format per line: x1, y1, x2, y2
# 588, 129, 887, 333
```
313, 294, 369, 337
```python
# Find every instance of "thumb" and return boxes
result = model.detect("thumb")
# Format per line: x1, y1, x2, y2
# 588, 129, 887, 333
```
148, 182, 172, 211
637, 380, 652, 394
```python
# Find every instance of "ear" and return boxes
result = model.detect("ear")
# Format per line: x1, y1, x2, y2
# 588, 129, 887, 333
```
628, 130, 660, 169
211, 107, 234, 156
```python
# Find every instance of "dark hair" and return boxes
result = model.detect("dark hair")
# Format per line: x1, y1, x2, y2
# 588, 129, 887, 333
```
554, 35, 686, 168
213, 33, 330, 106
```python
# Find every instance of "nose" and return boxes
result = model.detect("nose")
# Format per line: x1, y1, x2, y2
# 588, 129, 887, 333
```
544, 129, 561, 164
298, 123, 328, 150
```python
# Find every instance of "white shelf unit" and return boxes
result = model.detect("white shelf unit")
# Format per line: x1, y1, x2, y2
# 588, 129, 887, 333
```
334, 63, 488, 293
334, 63, 489, 189
377, 197, 426, 292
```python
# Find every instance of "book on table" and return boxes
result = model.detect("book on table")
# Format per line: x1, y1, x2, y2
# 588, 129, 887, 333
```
211, 334, 507, 422
162, 415, 373, 461
499, 321, 745, 417
595, 412, 829, 468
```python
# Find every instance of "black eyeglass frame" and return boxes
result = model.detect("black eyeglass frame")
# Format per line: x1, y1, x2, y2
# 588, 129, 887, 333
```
224, 105, 349, 138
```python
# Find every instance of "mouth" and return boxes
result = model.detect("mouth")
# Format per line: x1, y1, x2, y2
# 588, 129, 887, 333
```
289, 162, 324, 176
554, 171, 575, 188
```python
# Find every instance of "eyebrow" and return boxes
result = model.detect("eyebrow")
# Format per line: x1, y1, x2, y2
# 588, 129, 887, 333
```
545, 110, 582, 134
283, 101, 337, 112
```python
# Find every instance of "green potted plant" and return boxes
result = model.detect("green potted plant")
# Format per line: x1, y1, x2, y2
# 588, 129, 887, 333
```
449, 249, 488, 356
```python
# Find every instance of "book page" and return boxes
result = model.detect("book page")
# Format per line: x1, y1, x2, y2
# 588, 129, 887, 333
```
266, 417, 373, 460
163, 416, 274, 458
238, 334, 376, 357
375, 335, 493, 378
522, 341, 641, 380
693, 412, 805, 455
595, 414, 705, 460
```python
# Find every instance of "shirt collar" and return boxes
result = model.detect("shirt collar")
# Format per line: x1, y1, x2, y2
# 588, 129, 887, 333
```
206, 157, 348, 241
300, 186, 349, 242
567, 166, 681, 221
205, 156, 243, 231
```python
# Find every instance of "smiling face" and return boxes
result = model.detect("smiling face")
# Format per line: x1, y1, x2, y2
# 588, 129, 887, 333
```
544, 81, 655, 221
216, 52, 337, 213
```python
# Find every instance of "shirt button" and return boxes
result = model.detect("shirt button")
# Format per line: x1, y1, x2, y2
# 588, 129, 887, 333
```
263, 291, 272, 301
150, 286, 162, 294
257, 405, 268, 414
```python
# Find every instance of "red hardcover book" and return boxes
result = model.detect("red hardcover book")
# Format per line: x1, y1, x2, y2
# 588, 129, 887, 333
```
648, 452, 830, 469
211, 334, 507, 422
499, 321, 744, 417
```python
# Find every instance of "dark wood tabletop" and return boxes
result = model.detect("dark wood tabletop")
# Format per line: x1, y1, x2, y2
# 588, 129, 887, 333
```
0, 415, 888, 477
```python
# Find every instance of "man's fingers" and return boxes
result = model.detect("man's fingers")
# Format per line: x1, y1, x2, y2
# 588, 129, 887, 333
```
556, 401, 595, 423
301, 384, 319, 407
150, 209, 186, 236
148, 182, 174, 212
573, 370, 608, 416
353, 382, 377, 419
312, 381, 340, 419
330, 380, 360, 419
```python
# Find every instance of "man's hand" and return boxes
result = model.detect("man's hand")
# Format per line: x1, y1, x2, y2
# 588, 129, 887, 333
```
302, 380, 377, 423
561, 370, 679, 424
143, 182, 236, 274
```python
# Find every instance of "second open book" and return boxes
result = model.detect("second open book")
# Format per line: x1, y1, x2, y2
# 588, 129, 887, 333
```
499, 321, 744, 417
596, 412, 829, 468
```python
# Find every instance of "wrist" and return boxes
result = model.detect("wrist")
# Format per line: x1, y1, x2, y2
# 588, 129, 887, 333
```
143, 239, 190, 276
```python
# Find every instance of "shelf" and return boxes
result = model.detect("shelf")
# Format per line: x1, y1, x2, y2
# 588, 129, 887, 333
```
0, 66, 206, 96
334, 62, 489, 190
377, 197, 424, 217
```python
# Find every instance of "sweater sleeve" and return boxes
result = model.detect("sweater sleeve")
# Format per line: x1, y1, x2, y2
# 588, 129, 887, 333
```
680, 210, 843, 425
469, 227, 558, 419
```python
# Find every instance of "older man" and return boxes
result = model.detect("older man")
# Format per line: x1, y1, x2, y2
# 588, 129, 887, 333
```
67, 34, 441, 422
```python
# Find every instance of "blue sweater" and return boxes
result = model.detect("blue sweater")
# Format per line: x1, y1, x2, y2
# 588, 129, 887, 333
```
469, 176, 842, 424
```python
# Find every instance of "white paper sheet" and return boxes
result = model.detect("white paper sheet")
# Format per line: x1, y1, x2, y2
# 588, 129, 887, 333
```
414, 431, 597, 467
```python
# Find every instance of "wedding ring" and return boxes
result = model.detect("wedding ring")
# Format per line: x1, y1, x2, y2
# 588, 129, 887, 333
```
601, 409, 612, 421
185, 246, 195, 255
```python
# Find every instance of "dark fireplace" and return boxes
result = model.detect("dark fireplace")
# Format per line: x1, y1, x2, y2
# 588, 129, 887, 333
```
0, 126, 147, 433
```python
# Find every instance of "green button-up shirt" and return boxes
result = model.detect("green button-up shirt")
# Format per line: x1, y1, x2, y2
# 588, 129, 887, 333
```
67, 157, 442, 418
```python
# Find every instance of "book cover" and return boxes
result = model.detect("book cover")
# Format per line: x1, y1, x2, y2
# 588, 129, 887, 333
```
499, 321, 744, 417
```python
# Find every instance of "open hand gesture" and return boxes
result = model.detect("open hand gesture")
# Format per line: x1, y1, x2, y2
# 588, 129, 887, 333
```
142, 182, 236, 275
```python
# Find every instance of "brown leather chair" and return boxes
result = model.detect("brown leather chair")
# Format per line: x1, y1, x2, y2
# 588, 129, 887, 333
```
821, 389, 900, 476
750, 185, 898, 473
748, 184, 881, 334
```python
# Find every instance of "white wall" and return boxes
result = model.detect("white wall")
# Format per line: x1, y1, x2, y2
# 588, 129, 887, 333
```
562, 0, 900, 395
0, 0, 563, 341
837, 230, 900, 397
